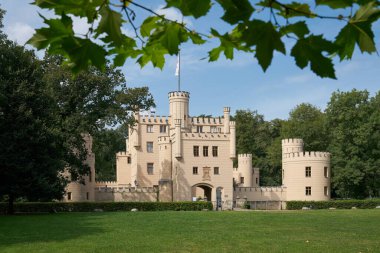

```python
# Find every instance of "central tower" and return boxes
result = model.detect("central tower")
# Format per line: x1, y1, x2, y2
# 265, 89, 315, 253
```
168, 91, 190, 129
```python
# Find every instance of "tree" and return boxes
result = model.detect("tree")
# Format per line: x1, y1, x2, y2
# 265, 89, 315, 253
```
281, 103, 328, 151
0, 39, 68, 214
233, 110, 280, 185
27, 0, 380, 78
93, 127, 127, 181
326, 89, 380, 198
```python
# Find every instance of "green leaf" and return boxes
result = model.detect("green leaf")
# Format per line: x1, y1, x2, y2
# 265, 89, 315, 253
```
165, 0, 211, 18
315, 0, 354, 9
27, 13, 74, 49
280, 2, 316, 18
148, 22, 186, 55
33, 0, 103, 22
208, 46, 224, 61
291, 35, 336, 78
242, 20, 285, 71
188, 31, 206, 44
216, 0, 254, 24
61, 37, 107, 73
140, 16, 161, 38
137, 46, 167, 69
335, 2, 380, 59
96, 7, 124, 46
280, 21, 310, 38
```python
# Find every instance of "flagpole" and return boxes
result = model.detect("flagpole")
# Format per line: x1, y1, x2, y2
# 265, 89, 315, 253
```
178, 49, 181, 91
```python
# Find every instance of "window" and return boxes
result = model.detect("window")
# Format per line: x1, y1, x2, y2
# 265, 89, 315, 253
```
147, 163, 154, 175
193, 167, 198, 175
160, 125, 167, 133
86, 192, 89, 200
305, 166, 311, 177
196, 126, 203, 133
203, 146, 208, 157
305, 186, 311, 196
67, 192, 72, 200
127, 157, 131, 164
324, 186, 328, 196
324, 166, 328, 178
147, 142, 153, 153
89, 171, 92, 182
256, 178, 259, 184
240, 177, 244, 184
214, 167, 219, 175
193, 146, 199, 157
147, 125, 153, 133
212, 146, 218, 157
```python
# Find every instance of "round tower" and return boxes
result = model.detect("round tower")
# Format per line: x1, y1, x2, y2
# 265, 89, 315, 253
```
168, 91, 190, 129
158, 136, 173, 202
237, 154, 253, 187
282, 151, 331, 201
282, 138, 304, 156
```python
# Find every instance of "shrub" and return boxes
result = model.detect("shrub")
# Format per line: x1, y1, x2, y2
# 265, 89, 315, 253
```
0, 201, 213, 214
286, 199, 380, 210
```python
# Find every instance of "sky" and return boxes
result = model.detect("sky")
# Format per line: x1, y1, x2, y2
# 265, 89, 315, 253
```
0, 1, 379, 120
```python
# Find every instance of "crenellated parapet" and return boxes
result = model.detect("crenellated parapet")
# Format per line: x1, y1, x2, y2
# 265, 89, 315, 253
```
282, 138, 304, 145
283, 151, 331, 162
235, 186, 287, 193
168, 91, 190, 98
116, 151, 130, 157
191, 117, 224, 125
140, 115, 169, 124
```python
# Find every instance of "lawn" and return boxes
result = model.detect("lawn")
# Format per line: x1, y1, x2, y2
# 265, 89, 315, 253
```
0, 210, 379, 253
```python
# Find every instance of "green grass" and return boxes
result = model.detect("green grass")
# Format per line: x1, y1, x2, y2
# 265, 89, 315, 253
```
0, 210, 379, 253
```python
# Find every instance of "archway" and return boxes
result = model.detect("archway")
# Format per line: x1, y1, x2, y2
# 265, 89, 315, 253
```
191, 183, 213, 201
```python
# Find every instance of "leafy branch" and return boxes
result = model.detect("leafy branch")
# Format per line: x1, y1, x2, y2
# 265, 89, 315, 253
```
27, 0, 380, 79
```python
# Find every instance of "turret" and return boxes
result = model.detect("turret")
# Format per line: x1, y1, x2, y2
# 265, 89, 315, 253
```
174, 119, 182, 158
224, 107, 230, 134
130, 111, 140, 147
229, 121, 236, 158
282, 138, 304, 156
169, 91, 190, 129
238, 154, 253, 187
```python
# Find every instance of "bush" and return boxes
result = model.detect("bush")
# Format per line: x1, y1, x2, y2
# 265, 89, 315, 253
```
0, 201, 213, 214
286, 199, 380, 210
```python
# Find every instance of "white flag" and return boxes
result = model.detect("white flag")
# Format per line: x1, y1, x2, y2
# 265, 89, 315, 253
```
175, 54, 180, 76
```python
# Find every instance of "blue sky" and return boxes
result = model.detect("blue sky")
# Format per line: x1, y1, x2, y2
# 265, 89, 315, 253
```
0, 1, 379, 120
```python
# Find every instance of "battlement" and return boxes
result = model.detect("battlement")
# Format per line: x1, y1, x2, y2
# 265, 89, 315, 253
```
283, 151, 331, 161
229, 121, 236, 127
238, 154, 252, 158
224, 107, 230, 113
116, 151, 130, 157
182, 133, 229, 140
139, 115, 169, 124
158, 136, 171, 144
174, 119, 182, 125
168, 91, 190, 98
191, 117, 223, 125
282, 138, 304, 145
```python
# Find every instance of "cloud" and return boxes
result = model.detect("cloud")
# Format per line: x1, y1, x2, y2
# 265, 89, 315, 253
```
5, 22, 34, 45
284, 73, 313, 84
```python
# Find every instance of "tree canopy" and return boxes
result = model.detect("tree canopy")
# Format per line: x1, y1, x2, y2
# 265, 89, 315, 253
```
28, 0, 380, 78
0, 10, 155, 212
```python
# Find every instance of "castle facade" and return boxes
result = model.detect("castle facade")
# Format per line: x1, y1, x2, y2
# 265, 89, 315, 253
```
64, 91, 331, 209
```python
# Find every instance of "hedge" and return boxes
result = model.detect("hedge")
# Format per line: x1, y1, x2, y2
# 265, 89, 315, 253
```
0, 201, 213, 214
287, 199, 380, 210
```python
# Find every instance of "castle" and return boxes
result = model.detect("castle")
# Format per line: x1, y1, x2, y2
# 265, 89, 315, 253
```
64, 91, 331, 209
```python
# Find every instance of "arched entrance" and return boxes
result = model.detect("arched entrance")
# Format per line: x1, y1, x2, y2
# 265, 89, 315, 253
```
191, 183, 213, 201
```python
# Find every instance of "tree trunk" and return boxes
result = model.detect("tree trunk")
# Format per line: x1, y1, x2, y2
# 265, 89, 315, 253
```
7, 194, 14, 215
